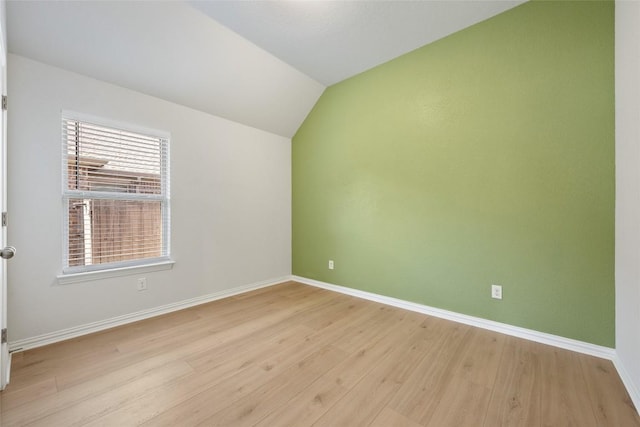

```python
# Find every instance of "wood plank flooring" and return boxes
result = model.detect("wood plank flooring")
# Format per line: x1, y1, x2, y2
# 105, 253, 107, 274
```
1, 281, 638, 426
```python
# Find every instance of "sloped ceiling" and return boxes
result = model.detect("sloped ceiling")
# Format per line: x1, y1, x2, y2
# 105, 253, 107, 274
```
7, 1, 324, 138
7, 0, 525, 138
192, 0, 525, 87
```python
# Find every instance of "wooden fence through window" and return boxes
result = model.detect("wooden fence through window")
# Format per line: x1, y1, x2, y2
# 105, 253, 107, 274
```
67, 157, 162, 267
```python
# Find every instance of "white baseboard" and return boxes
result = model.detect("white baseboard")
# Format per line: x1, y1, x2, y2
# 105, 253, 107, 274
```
293, 275, 616, 361
613, 355, 640, 413
8, 276, 291, 352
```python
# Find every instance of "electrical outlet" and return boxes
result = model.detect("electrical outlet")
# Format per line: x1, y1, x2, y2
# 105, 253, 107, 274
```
491, 284, 502, 300
137, 278, 147, 291
328, 260, 334, 270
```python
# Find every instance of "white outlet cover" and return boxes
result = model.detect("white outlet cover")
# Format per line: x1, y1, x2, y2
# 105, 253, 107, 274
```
491, 284, 502, 300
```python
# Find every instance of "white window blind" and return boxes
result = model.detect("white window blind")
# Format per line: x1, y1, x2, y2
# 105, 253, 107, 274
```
62, 112, 170, 274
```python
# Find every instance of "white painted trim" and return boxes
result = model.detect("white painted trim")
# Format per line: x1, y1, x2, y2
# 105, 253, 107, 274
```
9, 276, 290, 352
1, 352, 10, 391
612, 355, 640, 413
56, 260, 175, 285
61, 109, 171, 140
293, 275, 616, 360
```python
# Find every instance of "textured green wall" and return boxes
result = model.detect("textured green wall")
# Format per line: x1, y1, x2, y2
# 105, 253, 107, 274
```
292, 1, 614, 347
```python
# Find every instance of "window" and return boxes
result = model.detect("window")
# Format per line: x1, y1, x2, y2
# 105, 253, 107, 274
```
62, 112, 170, 275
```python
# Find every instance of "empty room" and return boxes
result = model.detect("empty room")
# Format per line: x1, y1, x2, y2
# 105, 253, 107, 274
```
0, 0, 639, 425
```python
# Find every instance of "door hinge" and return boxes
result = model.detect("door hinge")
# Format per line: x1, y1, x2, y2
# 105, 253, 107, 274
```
1, 329, 6, 344
1, 95, 6, 111
1, 212, 6, 227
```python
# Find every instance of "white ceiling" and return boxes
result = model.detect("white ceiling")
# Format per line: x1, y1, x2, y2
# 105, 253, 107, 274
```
7, 0, 525, 138
6, 1, 324, 137
191, 0, 525, 86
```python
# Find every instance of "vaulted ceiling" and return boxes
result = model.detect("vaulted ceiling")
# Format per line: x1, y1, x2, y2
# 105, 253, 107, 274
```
192, 1, 525, 87
7, 1, 525, 138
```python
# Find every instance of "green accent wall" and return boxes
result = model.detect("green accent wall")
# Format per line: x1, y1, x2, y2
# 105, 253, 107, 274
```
292, 1, 614, 347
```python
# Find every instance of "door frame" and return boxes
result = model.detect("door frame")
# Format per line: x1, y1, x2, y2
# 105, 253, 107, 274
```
1, 0, 10, 391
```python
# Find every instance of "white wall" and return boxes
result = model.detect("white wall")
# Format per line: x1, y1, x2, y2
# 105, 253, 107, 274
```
6, 54, 291, 342
615, 0, 640, 410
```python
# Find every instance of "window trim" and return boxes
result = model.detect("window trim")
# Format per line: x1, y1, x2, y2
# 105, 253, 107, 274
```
60, 110, 172, 278
56, 260, 175, 285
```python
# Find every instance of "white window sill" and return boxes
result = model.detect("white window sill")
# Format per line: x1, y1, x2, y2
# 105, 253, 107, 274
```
56, 260, 175, 285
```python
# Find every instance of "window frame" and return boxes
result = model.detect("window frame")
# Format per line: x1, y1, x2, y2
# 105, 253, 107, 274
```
59, 111, 172, 282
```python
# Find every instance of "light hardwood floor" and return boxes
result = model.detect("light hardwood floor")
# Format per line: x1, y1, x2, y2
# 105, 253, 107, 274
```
1, 281, 638, 426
